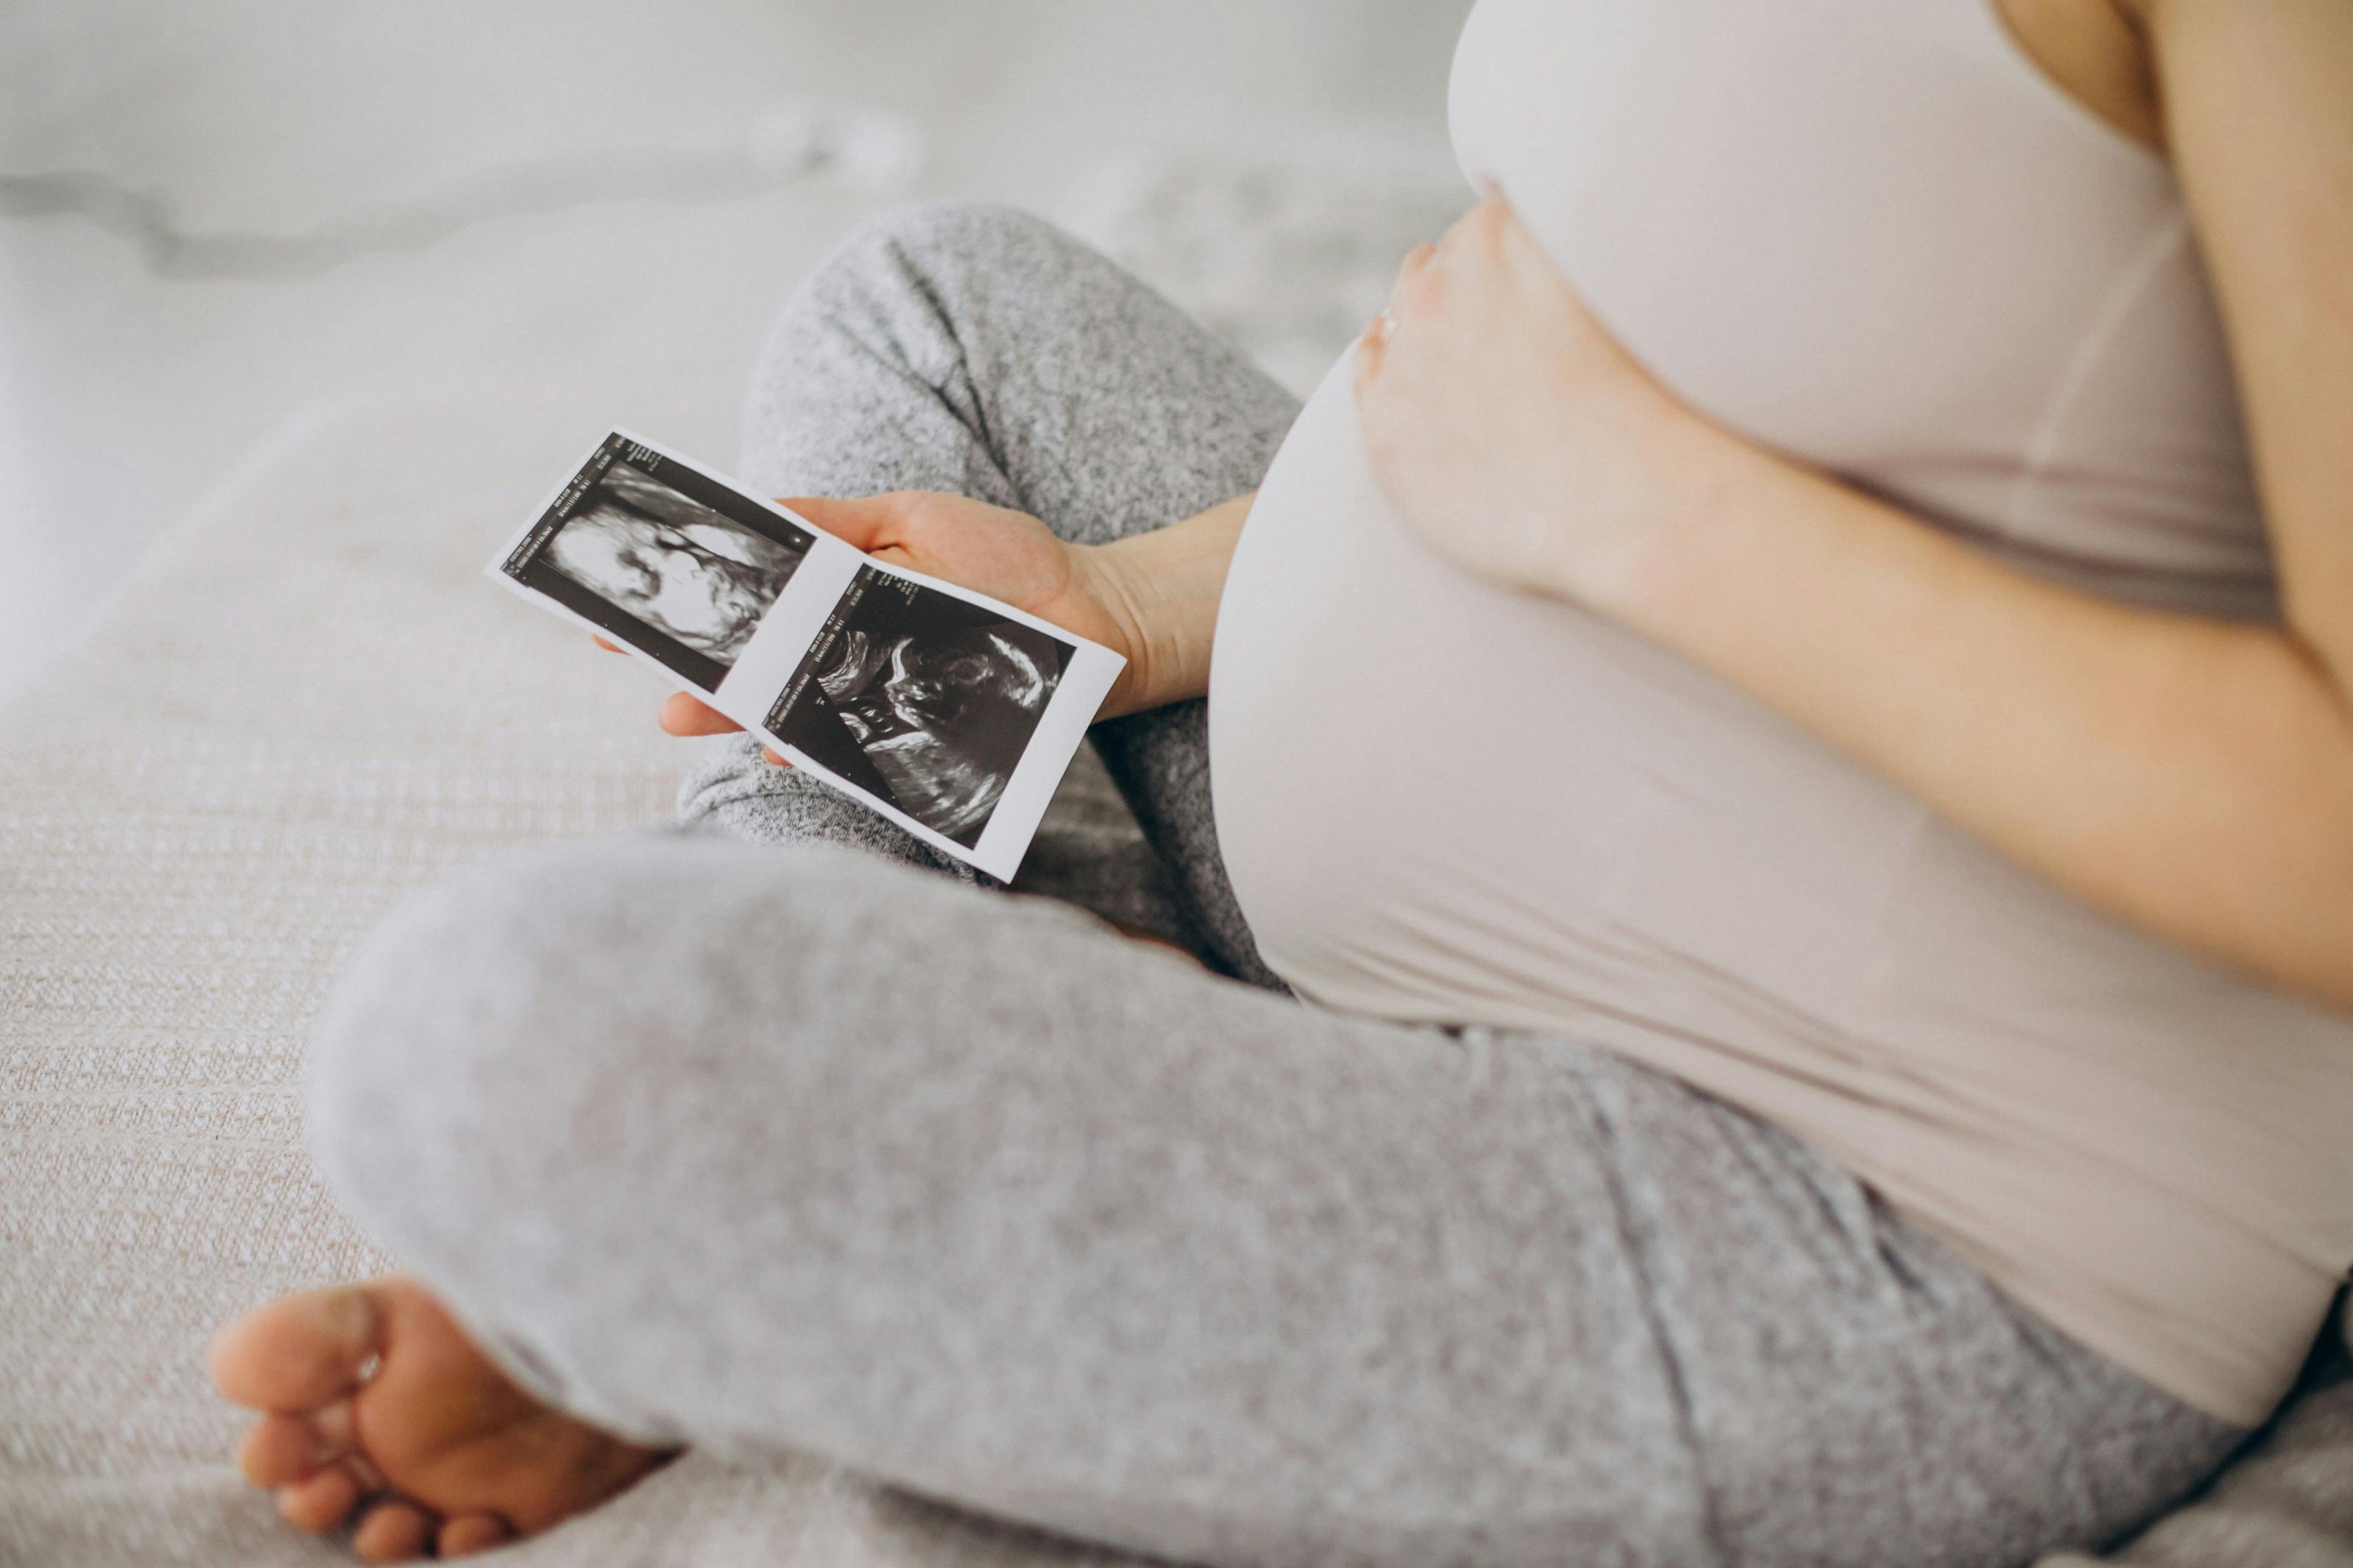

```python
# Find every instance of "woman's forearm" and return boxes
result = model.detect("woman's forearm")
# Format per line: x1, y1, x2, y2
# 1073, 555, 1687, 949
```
1593, 437, 2353, 1011
1349, 9, 2353, 1015
1562, 0, 2353, 1011
1081, 492, 1254, 717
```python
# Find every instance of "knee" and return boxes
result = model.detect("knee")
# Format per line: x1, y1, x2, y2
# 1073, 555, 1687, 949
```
781, 199, 1099, 353
828, 199, 1081, 296
301, 839, 710, 1250
303, 837, 965, 1245
743, 200, 1092, 493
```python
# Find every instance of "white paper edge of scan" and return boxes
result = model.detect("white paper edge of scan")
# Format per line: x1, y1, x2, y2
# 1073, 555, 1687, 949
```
485, 428, 1126, 882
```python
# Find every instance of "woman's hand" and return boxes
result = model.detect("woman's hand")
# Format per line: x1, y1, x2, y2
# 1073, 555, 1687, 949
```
1352, 193, 1731, 609
641, 492, 1149, 759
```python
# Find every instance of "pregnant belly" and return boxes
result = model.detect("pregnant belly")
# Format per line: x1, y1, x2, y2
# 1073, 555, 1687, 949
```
1208, 357, 2353, 1441
1210, 354, 1935, 1035
1210, 350, 2353, 1134
1204, 350, 2353, 1439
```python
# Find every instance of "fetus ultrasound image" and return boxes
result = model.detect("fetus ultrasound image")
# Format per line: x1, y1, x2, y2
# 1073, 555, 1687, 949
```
768, 568, 1075, 847
509, 440, 815, 692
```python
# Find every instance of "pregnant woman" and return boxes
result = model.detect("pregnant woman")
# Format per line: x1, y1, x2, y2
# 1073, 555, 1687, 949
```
207, 0, 2353, 1563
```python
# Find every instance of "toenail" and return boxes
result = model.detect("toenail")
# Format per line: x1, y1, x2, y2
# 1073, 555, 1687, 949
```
355, 1351, 382, 1383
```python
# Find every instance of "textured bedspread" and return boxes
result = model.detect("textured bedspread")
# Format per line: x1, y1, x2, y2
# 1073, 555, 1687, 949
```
0, 385, 1121, 1568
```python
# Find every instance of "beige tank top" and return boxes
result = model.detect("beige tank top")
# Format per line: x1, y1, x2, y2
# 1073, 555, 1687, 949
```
1209, 0, 2353, 1427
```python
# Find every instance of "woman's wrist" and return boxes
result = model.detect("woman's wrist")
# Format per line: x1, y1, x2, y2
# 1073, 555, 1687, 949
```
1536, 405, 1759, 630
1070, 540, 1162, 719
1073, 493, 1254, 720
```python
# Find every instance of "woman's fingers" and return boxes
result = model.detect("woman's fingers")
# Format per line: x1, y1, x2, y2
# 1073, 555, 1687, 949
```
1446, 189, 1511, 246
1370, 242, 1443, 368
1358, 311, 1390, 359
1363, 243, 1422, 368
1368, 209, 1503, 380
1389, 243, 1438, 311
657, 692, 792, 767
776, 494, 900, 551
659, 692, 743, 737
1354, 310, 1391, 400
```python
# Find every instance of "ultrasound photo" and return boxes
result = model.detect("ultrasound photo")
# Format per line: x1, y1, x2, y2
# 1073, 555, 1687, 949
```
501, 434, 815, 692
493, 430, 1125, 879
768, 568, 1076, 847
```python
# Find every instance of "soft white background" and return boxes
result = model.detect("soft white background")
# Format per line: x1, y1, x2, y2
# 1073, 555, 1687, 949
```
0, 1, 1474, 705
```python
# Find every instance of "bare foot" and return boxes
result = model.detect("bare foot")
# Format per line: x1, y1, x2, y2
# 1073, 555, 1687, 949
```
209, 1278, 674, 1562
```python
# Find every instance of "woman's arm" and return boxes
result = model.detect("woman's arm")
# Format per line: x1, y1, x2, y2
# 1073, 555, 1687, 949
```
2146, 0, 2353, 685
650, 490, 1251, 750
1084, 491, 1254, 714
1354, 0, 2353, 1011
1616, 404, 2353, 1013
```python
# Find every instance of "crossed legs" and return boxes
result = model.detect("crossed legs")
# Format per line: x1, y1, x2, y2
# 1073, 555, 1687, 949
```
213, 206, 2240, 1568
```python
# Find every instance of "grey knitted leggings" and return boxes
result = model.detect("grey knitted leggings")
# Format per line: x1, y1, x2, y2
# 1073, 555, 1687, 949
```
308, 204, 2243, 1568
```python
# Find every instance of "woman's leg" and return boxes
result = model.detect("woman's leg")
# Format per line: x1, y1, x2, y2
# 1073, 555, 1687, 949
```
679, 201, 1302, 986
307, 836, 2241, 1568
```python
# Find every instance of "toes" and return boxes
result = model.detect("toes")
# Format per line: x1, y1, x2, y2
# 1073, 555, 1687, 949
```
352, 1499, 436, 1564
438, 1514, 515, 1558
239, 1414, 324, 1488
238, 1397, 359, 1488
210, 1286, 385, 1414
276, 1464, 363, 1534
